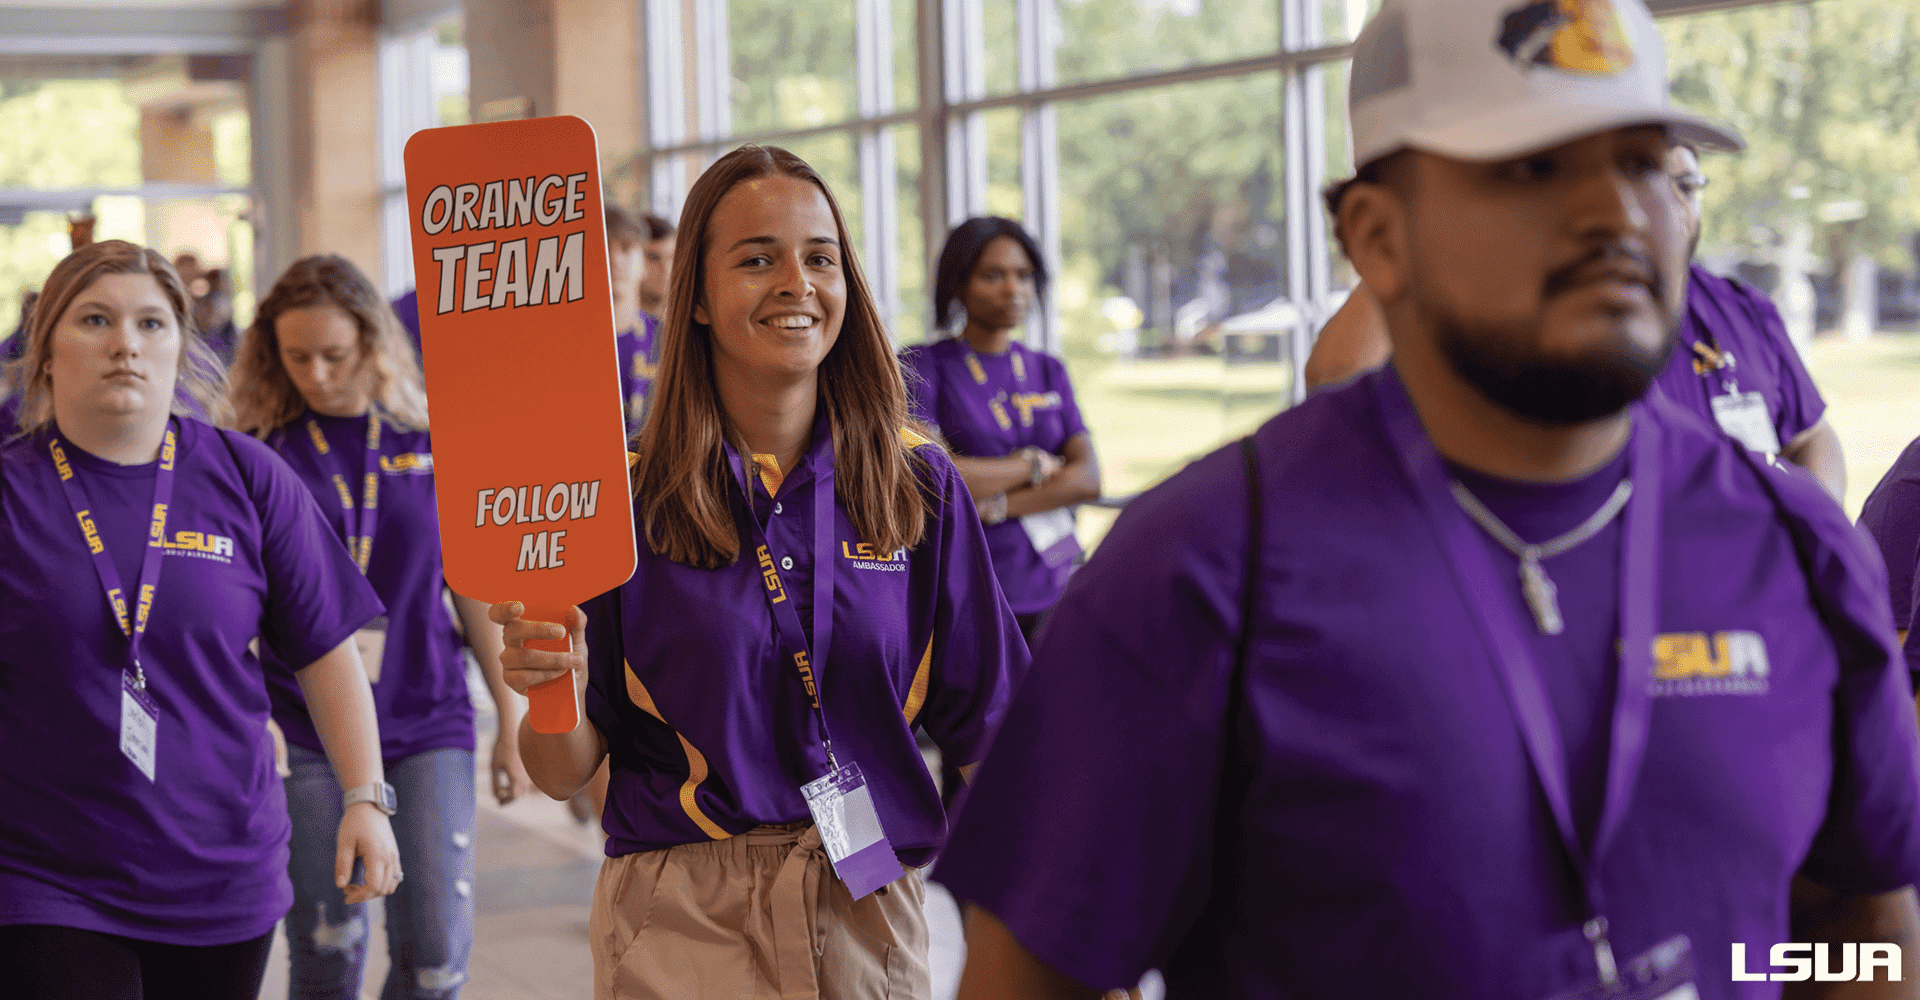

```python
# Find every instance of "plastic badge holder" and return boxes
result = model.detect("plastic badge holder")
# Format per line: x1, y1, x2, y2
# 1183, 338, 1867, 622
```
404, 116, 638, 734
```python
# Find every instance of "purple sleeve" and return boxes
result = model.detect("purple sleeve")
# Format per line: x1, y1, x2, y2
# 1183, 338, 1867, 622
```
1747, 449, 1920, 892
899, 347, 940, 431
1736, 281, 1826, 441
1048, 354, 1090, 443
933, 441, 1247, 990
236, 431, 385, 670
1858, 447, 1920, 632
914, 445, 1025, 765
581, 587, 625, 740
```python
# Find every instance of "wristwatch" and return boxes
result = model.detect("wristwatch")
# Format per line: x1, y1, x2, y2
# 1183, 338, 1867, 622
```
343, 781, 398, 817
982, 493, 1009, 526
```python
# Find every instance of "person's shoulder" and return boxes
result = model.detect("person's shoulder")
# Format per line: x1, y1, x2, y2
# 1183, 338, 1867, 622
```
1648, 391, 1853, 545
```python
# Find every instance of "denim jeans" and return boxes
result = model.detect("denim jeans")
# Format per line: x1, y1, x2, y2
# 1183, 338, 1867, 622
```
282, 744, 476, 1000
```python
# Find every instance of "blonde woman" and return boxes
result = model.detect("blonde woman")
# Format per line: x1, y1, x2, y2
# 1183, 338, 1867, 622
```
0, 241, 397, 999
230, 254, 524, 1000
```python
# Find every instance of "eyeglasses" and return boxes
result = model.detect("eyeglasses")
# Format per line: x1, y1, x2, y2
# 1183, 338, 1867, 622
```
1673, 172, 1710, 199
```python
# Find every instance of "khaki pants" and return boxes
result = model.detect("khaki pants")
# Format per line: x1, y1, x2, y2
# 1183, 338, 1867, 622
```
589, 822, 930, 1000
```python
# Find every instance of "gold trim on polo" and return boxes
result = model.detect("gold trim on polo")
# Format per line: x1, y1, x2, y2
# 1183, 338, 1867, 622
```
903, 635, 933, 724
623, 661, 732, 841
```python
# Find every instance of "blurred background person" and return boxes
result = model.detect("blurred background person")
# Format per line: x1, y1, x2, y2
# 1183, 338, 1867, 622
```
0, 240, 400, 1000
228, 253, 524, 1000
497, 144, 1025, 1000
639, 212, 676, 322
901, 216, 1101, 645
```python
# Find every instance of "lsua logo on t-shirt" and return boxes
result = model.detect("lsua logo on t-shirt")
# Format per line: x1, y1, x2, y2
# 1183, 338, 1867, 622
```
381, 451, 434, 475
160, 528, 237, 563
1649, 630, 1768, 697
842, 542, 909, 573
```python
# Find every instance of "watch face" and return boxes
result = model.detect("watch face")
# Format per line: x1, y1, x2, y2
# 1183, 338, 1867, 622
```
379, 783, 397, 813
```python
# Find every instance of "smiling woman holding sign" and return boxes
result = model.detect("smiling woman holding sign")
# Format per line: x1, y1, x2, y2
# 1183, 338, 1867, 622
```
229, 254, 524, 1000
492, 145, 1026, 1000
0, 241, 400, 1000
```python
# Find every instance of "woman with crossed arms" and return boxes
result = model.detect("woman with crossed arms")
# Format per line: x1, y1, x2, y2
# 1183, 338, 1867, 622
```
900, 217, 1101, 643
492, 145, 1025, 999
229, 254, 527, 1000
0, 241, 398, 999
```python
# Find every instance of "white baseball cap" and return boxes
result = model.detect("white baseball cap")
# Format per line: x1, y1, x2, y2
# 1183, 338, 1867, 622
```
1348, 0, 1743, 169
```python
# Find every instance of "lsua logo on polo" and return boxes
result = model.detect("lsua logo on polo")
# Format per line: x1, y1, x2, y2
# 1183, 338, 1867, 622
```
1733, 943, 1901, 982
1498, 0, 1634, 75
418, 173, 591, 317
1650, 630, 1769, 697
843, 542, 909, 573
474, 481, 605, 572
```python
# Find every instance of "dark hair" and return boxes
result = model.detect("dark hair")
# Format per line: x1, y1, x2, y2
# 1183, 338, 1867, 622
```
631, 144, 931, 569
606, 205, 645, 250
1322, 150, 1412, 219
641, 213, 676, 241
932, 216, 1050, 331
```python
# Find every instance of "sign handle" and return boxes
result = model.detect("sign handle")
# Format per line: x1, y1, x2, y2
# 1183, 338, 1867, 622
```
522, 601, 581, 735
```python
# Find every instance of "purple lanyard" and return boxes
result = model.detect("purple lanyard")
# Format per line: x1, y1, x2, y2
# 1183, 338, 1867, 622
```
50, 420, 179, 691
1374, 372, 1661, 979
940, 348, 1025, 449
304, 411, 381, 574
724, 430, 840, 773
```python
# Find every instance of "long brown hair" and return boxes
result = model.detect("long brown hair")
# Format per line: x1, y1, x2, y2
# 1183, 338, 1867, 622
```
634, 144, 931, 569
2, 239, 228, 435
227, 254, 429, 436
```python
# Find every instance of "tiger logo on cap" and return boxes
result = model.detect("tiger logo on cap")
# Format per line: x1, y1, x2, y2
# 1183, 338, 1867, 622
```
1497, 0, 1634, 75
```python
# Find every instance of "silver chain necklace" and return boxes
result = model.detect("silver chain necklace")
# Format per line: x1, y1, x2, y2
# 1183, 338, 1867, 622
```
1448, 478, 1633, 636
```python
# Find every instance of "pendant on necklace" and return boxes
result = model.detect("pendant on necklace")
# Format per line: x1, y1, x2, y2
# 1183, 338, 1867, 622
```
1518, 556, 1564, 635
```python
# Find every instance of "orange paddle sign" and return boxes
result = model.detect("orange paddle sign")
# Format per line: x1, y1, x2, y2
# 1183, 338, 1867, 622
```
404, 116, 636, 734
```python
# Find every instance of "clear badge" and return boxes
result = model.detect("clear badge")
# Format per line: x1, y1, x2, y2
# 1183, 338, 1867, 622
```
120, 670, 158, 783
1710, 391, 1781, 456
354, 616, 389, 684
801, 761, 904, 899
1543, 935, 1697, 1000
1020, 508, 1082, 569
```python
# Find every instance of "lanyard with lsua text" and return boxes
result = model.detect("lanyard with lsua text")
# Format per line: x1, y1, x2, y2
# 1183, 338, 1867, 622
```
724, 430, 904, 900
305, 410, 381, 573
1375, 374, 1696, 999
51, 419, 178, 783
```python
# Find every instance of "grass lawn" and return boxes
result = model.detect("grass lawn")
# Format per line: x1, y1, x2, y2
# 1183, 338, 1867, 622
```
1799, 332, 1920, 519
1066, 332, 1920, 550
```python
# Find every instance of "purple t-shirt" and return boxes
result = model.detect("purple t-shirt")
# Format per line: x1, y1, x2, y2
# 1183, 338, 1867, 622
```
1651, 263, 1826, 448
615, 314, 659, 435
0, 418, 383, 945
900, 338, 1090, 614
259, 412, 474, 763
580, 416, 1026, 868
1862, 435, 1920, 635
935, 368, 1920, 998
392, 289, 423, 357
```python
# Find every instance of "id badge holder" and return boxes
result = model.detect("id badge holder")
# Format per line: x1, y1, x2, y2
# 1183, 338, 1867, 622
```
353, 616, 389, 684
1709, 391, 1781, 456
801, 761, 904, 899
1543, 935, 1698, 1000
121, 669, 158, 782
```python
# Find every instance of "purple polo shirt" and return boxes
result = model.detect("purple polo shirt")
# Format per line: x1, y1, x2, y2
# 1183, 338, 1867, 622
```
1863, 436, 1920, 637
1651, 263, 1826, 447
259, 412, 474, 763
580, 417, 1026, 868
900, 338, 1090, 614
0, 418, 383, 945
615, 314, 659, 434
935, 368, 1920, 998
